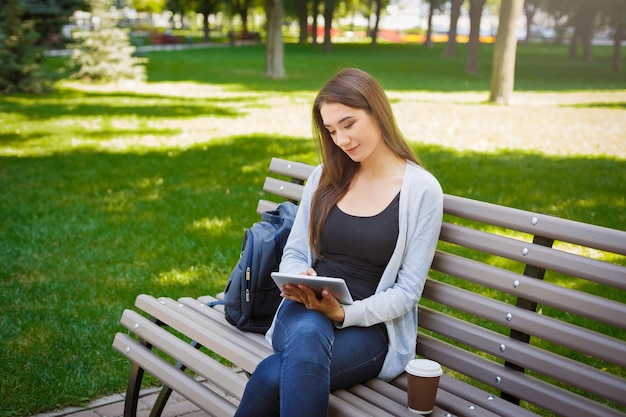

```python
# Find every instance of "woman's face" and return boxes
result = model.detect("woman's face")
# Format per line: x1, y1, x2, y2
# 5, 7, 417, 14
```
319, 102, 383, 163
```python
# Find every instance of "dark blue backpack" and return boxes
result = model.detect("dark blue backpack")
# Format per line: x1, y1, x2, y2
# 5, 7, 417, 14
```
223, 202, 298, 333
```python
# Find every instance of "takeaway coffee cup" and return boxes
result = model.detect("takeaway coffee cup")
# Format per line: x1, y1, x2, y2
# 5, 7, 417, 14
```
405, 359, 442, 414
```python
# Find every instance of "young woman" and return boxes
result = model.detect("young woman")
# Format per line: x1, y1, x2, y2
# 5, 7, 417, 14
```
234, 68, 443, 417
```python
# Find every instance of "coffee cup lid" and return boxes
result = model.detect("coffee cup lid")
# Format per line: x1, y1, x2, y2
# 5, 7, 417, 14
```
405, 359, 443, 377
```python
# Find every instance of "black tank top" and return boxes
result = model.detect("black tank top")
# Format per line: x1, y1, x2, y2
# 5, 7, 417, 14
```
314, 193, 400, 300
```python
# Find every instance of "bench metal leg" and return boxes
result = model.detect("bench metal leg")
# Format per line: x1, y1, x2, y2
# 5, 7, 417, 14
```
149, 340, 203, 417
125, 355, 149, 417
502, 235, 554, 405
123, 317, 160, 417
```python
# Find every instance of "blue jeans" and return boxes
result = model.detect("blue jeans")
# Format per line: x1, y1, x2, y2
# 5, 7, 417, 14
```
234, 300, 388, 417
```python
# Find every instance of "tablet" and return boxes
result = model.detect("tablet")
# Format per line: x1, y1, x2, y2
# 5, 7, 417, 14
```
271, 272, 354, 305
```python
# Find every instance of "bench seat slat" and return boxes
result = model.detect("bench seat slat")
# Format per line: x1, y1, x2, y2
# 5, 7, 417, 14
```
119, 309, 248, 399
431, 251, 626, 330
368, 377, 510, 417
443, 194, 626, 256
332, 389, 398, 417
431, 375, 540, 417
439, 223, 626, 291
135, 295, 265, 373
417, 334, 625, 417
423, 279, 626, 368
113, 333, 238, 417
418, 307, 626, 406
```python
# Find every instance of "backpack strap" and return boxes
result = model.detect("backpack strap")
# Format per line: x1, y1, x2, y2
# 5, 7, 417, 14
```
206, 300, 224, 308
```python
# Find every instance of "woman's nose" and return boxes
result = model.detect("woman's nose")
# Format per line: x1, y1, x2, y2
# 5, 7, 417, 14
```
335, 130, 349, 146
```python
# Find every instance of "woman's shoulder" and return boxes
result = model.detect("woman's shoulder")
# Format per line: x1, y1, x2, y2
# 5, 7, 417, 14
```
405, 161, 442, 192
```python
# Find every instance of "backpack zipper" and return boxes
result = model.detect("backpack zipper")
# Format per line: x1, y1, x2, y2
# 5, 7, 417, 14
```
245, 266, 251, 302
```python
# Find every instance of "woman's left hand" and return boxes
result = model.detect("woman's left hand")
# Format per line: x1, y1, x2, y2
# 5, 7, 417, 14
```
280, 283, 345, 324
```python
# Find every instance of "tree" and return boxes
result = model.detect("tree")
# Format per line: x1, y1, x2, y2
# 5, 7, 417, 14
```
489, 0, 524, 104
312, 0, 321, 44
0, 0, 57, 93
568, 0, 600, 62
295, 0, 308, 43
370, 0, 382, 45
229, 0, 253, 37
265, 0, 285, 78
70, 0, 146, 82
424, 0, 444, 48
523, 0, 541, 45
322, 0, 337, 52
465, 0, 486, 74
168, 0, 220, 42
603, 0, 626, 71
0, 0, 85, 47
443, 0, 462, 57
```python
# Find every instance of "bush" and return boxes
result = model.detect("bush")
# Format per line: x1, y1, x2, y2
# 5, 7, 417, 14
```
69, 0, 147, 82
0, 0, 58, 93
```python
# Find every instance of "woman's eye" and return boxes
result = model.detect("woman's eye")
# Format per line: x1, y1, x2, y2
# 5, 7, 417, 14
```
328, 130, 336, 136
344, 122, 354, 129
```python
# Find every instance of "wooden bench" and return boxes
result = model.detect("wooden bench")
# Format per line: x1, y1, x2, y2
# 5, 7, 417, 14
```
113, 157, 626, 417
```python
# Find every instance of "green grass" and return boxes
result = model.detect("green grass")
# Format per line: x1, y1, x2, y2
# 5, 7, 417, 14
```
1, 42, 625, 417
141, 42, 626, 92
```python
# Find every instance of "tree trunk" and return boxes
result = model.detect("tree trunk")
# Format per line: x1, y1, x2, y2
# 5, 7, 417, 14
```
323, 0, 336, 52
297, 0, 307, 43
568, 25, 580, 59
613, 21, 623, 71
202, 10, 211, 43
312, 0, 320, 44
265, 0, 285, 79
465, 0, 486, 74
444, 0, 462, 57
489, 0, 524, 105
424, 0, 434, 48
580, 18, 595, 62
371, 0, 381, 45
523, 3, 537, 45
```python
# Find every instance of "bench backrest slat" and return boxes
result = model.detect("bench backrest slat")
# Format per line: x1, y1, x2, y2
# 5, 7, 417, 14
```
432, 251, 626, 330
439, 223, 626, 290
417, 334, 625, 417
423, 279, 626, 369
419, 307, 626, 406
443, 194, 626, 256
269, 157, 314, 181
263, 177, 305, 202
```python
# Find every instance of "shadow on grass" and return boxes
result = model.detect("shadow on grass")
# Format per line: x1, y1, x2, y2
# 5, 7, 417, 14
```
0, 88, 254, 120
1, 135, 625, 416
568, 102, 626, 110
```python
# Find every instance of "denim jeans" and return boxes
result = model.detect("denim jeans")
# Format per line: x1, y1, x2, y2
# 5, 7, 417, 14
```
234, 300, 388, 417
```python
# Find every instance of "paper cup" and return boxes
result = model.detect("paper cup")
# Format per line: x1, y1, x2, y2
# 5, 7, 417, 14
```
405, 359, 442, 414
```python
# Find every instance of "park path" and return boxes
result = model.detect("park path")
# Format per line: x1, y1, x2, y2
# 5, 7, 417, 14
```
68, 81, 626, 159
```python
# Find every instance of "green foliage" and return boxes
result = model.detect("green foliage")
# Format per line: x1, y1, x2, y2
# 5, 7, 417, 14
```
0, 0, 58, 93
69, 0, 147, 82
0, 0, 84, 47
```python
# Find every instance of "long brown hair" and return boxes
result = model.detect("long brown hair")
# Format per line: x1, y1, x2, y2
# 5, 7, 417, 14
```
309, 68, 421, 258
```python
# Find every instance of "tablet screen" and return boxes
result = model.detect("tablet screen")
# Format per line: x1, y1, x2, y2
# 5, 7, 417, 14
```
271, 272, 354, 305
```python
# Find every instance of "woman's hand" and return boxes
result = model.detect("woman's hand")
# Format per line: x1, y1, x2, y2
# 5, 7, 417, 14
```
279, 269, 345, 324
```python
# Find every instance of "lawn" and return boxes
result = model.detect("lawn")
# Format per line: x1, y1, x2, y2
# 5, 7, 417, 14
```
0, 42, 625, 417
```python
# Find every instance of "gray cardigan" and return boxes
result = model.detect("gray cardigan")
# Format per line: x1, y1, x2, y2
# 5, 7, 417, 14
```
265, 161, 444, 380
